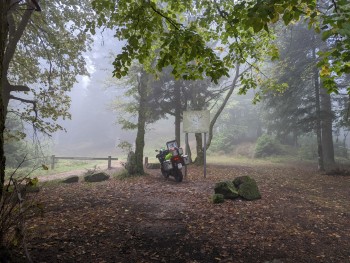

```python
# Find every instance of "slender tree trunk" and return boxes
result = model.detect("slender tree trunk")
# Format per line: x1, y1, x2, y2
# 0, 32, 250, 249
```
174, 83, 181, 146
0, 1, 10, 202
312, 34, 324, 171
134, 73, 148, 175
320, 87, 335, 167
313, 49, 324, 171
206, 63, 241, 150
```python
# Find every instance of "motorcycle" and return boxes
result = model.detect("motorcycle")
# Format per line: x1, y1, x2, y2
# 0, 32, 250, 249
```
155, 140, 189, 182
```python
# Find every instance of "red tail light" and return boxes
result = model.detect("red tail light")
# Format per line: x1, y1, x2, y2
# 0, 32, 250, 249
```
172, 155, 181, 162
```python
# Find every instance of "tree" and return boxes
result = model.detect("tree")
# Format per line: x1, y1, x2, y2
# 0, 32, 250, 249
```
0, 1, 92, 197
90, 0, 350, 93
262, 21, 336, 170
113, 64, 166, 174
0, 0, 93, 257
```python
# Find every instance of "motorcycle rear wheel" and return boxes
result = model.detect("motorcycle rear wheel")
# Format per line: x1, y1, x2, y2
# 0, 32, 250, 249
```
174, 169, 183, 182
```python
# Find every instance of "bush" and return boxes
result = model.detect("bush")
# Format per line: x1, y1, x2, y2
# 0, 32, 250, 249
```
254, 134, 283, 158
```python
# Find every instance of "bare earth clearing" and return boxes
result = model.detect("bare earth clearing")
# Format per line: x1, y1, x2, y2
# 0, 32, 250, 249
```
15, 162, 350, 263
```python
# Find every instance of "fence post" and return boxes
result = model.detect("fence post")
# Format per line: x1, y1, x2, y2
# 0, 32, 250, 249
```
51, 155, 55, 170
108, 156, 112, 169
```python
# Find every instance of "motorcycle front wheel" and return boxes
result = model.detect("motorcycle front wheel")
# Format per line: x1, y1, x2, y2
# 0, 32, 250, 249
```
161, 168, 169, 178
174, 169, 183, 182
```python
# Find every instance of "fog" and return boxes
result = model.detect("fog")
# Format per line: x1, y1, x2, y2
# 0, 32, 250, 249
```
52, 31, 130, 157
52, 30, 175, 158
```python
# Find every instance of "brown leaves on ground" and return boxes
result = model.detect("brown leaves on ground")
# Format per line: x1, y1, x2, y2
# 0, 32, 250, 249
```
15, 163, 350, 263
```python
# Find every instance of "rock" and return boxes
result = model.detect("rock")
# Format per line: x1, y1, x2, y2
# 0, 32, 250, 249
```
62, 176, 79, 183
214, 181, 239, 199
233, 176, 252, 188
236, 177, 261, 200
84, 172, 110, 182
212, 194, 225, 204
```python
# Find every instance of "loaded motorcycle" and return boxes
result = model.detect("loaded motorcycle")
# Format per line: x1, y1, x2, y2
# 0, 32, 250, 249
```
155, 140, 189, 182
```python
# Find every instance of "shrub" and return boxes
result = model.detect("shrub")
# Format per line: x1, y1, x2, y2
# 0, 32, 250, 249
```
254, 134, 283, 158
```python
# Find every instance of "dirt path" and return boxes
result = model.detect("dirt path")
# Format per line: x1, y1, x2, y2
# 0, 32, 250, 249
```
38, 162, 124, 182
14, 163, 350, 263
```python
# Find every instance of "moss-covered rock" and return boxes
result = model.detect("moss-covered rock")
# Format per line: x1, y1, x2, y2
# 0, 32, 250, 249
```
233, 176, 252, 188
214, 181, 239, 199
212, 194, 225, 204
62, 176, 79, 183
237, 178, 261, 200
84, 172, 110, 183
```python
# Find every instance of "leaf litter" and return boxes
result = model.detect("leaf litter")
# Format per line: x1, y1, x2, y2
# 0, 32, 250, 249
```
14, 162, 350, 263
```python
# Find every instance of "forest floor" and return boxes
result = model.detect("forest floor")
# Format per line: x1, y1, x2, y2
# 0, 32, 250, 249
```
14, 161, 350, 263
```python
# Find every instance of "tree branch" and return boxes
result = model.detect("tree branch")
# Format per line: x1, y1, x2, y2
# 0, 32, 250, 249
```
8, 84, 30, 92
206, 63, 244, 150
147, 0, 181, 30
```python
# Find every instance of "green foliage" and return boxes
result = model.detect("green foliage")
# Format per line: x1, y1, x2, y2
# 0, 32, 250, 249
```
89, 0, 350, 95
117, 141, 133, 154
254, 134, 283, 158
212, 194, 225, 204
4, 1, 94, 134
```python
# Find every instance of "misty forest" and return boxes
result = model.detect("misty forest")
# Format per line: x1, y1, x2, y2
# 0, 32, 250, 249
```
1, 0, 350, 262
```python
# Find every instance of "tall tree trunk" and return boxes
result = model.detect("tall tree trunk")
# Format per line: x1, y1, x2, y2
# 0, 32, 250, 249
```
194, 133, 203, 165
134, 73, 148, 175
313, 47, 324, 171
320, 87, 335, 167
174, 82, 181, 146
312, 34, 324, 171
0, 1, 10, 202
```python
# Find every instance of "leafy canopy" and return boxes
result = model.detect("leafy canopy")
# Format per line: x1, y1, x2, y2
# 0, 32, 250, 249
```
90, 0, 350, 94
6, 1, 94, 134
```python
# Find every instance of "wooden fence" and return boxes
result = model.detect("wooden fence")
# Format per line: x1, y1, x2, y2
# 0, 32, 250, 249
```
50, 155, 118, 170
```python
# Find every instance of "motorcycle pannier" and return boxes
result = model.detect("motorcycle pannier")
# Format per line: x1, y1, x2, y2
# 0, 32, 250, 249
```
183, 155, 190, 165
163, 160, 173, 171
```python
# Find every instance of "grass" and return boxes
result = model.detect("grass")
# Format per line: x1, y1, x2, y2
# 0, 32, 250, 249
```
5, 159, 111, 179
206, 153, 319, 167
